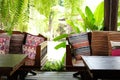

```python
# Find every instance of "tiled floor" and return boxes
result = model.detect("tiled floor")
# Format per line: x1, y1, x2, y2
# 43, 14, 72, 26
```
25, 41, 77, 80
25, 71, 81, 80
1, 72, 81, 80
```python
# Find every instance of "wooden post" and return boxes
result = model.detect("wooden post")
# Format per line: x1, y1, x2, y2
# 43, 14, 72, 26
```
104, 0, 119, 31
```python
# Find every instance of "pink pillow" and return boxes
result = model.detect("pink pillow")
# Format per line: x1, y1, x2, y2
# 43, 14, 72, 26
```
0, 37, 10, 54
112, 49, 120, 56
0, 33, 11, 53
25, 34, 44, 46
23, 45, 36, 59
110, 41, 120, 56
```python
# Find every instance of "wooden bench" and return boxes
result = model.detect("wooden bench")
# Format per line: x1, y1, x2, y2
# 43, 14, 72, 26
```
66, 31, 120, 79
0, 30, 48, 79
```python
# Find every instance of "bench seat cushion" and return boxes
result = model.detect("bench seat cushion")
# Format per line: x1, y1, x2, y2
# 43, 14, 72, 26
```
0, 33, 11, 54
23, 45, 36, 60
72, 58, 85, 67
0, 37, 10, 54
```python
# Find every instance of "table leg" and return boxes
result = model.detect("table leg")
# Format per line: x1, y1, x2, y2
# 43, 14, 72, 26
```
7, 75, 18, 80
7, 71, 19, 80
81, 71, 93, 80
19, 71, 28, 80
92, 78, 97, 80
0, 76, 2, 80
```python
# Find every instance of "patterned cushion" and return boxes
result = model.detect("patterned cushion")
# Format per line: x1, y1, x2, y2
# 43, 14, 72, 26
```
68, 33, 90, 60
0, 37, 10, 54
23, 45, 36, 60
9, 34, 25, 53
0, 33, 11, 53
25, 34, 45, 46
110, 41, 120, 56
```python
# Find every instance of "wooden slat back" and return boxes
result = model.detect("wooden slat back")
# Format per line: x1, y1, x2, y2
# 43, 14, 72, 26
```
91, 31, 110, 56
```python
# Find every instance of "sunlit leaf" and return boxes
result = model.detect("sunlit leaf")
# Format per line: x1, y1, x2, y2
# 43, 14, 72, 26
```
94, 1, 104, 28
54, 42, 66, 49
53, 34, 68, 41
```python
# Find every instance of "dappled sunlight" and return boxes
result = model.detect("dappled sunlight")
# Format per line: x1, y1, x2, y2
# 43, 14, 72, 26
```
28, 7, 46, 35
82, 0, 103, 12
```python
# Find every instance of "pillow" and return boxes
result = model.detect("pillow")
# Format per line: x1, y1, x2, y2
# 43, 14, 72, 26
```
0, 37, 10, 54
25, 34, 45, 46
68, 33, 90, 60
110, 41, 120, 56
9, 33, 25, 53
0, 33, 11, 53
22, 45, 36, 60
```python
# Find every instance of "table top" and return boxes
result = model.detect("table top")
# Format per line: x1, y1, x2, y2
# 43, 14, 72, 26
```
0, 54, 27, 76
82, 56, 120, 70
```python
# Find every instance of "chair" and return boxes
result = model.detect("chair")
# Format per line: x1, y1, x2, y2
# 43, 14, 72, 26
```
66, 31, 112, 79
0, 30, 48, 80
17, 33, 48, 80
66, 32, 92, 79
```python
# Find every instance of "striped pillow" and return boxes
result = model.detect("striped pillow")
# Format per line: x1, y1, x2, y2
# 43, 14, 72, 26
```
68, 33, 90, 60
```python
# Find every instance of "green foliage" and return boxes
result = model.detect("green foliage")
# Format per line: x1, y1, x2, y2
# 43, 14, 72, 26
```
118, 22, 120, 26
66, 20, 81, 33
53, 34, 68, 49
53, 1, 104, 50
34, 0, 58, 19
42, 60, 65, 71
54, 41, 66, 49
53, 34, 68, 41
42, 47, 66, 71
94, 1, 104, 27
0, 0, 29, 33
77, 1, 104, 31
64, 0, 83, 16
117, 1, 120, 29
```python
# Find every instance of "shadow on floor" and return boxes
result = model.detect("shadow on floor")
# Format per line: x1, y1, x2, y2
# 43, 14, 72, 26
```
25, 71, 81, 80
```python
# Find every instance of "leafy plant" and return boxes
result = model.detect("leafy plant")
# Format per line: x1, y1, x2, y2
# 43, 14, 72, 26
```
77, 1, 104, 31
0, 0, 29, 34
42, 60, 64, 71
54, 1, 104, 49
42, 53, 65, 71
52, 2, 104, 71
117, 0, 120, 29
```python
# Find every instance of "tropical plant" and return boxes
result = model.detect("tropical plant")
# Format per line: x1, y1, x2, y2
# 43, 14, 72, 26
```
117, 0, 120, 30
54, 1, 104, 49
77, 1, 104, 31
42, 53, 65, 71
0, 0, 29, 34
34, 0, 59, 40
53, 2, 104, 71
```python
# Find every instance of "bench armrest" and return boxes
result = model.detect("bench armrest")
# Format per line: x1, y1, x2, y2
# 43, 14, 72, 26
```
37, 41, 47, 67
66, 44, 73, 66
